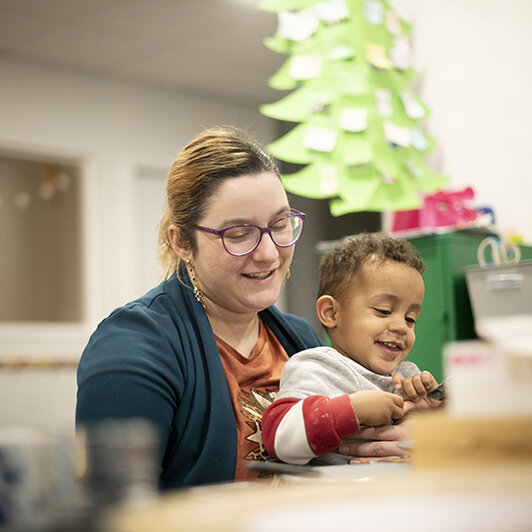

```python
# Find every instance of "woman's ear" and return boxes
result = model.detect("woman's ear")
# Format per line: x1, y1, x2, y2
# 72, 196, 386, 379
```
316, 295, 338, 328
168, 224, 191, 262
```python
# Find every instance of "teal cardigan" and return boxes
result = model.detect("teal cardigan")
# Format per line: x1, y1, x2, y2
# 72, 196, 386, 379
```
76, 272, 322, 490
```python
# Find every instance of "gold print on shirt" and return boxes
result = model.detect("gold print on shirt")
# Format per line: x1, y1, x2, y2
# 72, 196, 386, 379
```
238, 388, 277, 462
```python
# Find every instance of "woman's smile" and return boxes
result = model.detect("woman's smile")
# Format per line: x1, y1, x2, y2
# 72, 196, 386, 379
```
242, 270, 276, 281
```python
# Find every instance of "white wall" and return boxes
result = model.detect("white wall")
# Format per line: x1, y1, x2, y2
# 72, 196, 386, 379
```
0, 59, 275, 433
0, 59, 275, 328
0, 58, 275, 315
392, 0, 532, 242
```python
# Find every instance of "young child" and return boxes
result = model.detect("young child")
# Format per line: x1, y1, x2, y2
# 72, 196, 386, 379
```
262, 232, 442, 465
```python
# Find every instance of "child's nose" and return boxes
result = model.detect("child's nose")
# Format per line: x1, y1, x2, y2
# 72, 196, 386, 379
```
388, 317, 408, 334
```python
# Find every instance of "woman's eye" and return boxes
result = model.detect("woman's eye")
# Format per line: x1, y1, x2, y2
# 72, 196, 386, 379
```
224, 227, 254, 241
272, 218, 288, 228
271, 219, 290, 234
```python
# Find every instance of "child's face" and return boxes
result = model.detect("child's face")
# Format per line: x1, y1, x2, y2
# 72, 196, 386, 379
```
328, 260, 425, 376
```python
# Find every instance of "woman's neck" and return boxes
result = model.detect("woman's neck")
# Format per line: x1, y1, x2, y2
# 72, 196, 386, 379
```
206, 308, 261, 358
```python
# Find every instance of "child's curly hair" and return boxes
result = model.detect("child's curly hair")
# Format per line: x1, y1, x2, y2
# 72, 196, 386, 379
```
318, 232, 425, 300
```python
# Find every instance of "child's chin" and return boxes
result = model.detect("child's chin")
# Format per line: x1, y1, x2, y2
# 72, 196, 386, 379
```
373, 360, 400, 375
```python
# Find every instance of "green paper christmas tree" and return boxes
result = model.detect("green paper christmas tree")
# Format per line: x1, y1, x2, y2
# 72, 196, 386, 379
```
259, 0, 447, 216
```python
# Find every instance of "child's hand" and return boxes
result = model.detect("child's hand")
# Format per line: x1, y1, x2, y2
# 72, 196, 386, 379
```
393, 371, 444, 413
392, 371, 437, 401
349, 390, 404, 427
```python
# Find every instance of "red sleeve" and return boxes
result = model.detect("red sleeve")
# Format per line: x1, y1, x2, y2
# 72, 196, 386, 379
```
303, 394, 359, 455
262, 395, 359, 461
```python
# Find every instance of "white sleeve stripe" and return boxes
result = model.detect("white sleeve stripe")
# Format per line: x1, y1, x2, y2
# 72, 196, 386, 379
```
273, 400, 318, 465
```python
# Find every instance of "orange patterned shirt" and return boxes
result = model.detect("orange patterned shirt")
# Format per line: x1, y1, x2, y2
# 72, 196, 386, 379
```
216, 317, 289, 481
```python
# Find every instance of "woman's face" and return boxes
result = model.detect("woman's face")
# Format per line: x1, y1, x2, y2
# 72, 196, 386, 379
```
192, 171, 294, 318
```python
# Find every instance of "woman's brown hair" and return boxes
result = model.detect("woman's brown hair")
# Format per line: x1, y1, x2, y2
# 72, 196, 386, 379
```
158, 126, 280, 278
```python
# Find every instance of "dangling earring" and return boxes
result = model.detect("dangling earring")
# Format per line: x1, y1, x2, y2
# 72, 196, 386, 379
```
186, 260, 205, 307
286, 268, 291, 280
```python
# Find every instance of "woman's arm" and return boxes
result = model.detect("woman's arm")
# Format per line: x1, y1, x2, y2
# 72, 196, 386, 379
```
76, 306, 183, 471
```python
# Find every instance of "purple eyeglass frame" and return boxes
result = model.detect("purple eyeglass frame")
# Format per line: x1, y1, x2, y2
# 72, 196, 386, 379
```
193, 208, 306, 257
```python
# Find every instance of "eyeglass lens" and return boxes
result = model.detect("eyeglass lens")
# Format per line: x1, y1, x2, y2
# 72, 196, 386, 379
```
223, 215, 303, 256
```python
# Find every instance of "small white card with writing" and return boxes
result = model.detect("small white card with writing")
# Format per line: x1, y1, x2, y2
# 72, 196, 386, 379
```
290, 55, 323, 80
364, 0, 384, 25
385, 9, 402, 35
278, 9, 319, 42
303, 126, 338, 152
400, 91, 426, 119
390, 37, 413, 69
375, 89, 393, 116
340, 107, 368, 132
320, 166, 339, 195
411, 128, 429, 151
384, 121, 411, 147
315, 0, 349, 25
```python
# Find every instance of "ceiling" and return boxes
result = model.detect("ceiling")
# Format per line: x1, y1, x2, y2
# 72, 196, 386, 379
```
0, 0, 285, 108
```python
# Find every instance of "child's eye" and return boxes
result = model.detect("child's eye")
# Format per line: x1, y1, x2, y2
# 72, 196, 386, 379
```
406, 317, 416, 325
373, 308, 390, 316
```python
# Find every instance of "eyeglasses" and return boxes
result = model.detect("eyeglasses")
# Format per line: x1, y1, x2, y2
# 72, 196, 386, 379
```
193, 209, 306, 257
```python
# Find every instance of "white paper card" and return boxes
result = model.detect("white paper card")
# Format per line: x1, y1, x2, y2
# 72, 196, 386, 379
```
400, 91, 426, 119
364, 0, 383, 25
340, 107, 368, 132
384, 9, 402, 35
290, 55, 322, 80
329, 45, 353, 60
390, 37, 413, 69
303, 126, 338, 152
411, 128, 429, 151
315, 0, 349, 25
319, 166, 339, 195
277, 9, 319, 42
375, 89, 393, 116
384, 121, 411, 147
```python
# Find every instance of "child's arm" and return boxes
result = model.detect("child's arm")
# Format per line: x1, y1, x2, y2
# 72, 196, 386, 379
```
262, 349, 407, 465
262, 390, 404, 465
262, 394, 359, 465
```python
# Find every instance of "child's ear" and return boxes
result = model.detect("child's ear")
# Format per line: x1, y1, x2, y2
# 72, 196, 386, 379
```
316, 295, 338, 328
168, 224, 192, 262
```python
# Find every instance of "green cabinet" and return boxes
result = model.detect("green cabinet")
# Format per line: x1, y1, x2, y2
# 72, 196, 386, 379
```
406, 230, 532, 382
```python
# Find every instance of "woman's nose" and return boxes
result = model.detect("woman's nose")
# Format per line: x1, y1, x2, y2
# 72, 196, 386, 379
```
251, 232, 279, 261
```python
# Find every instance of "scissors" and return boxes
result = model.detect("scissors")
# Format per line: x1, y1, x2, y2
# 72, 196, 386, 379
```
477, 236, 521, 267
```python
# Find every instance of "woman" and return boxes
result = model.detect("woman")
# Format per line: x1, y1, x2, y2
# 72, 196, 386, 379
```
76, 126, 405, 490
